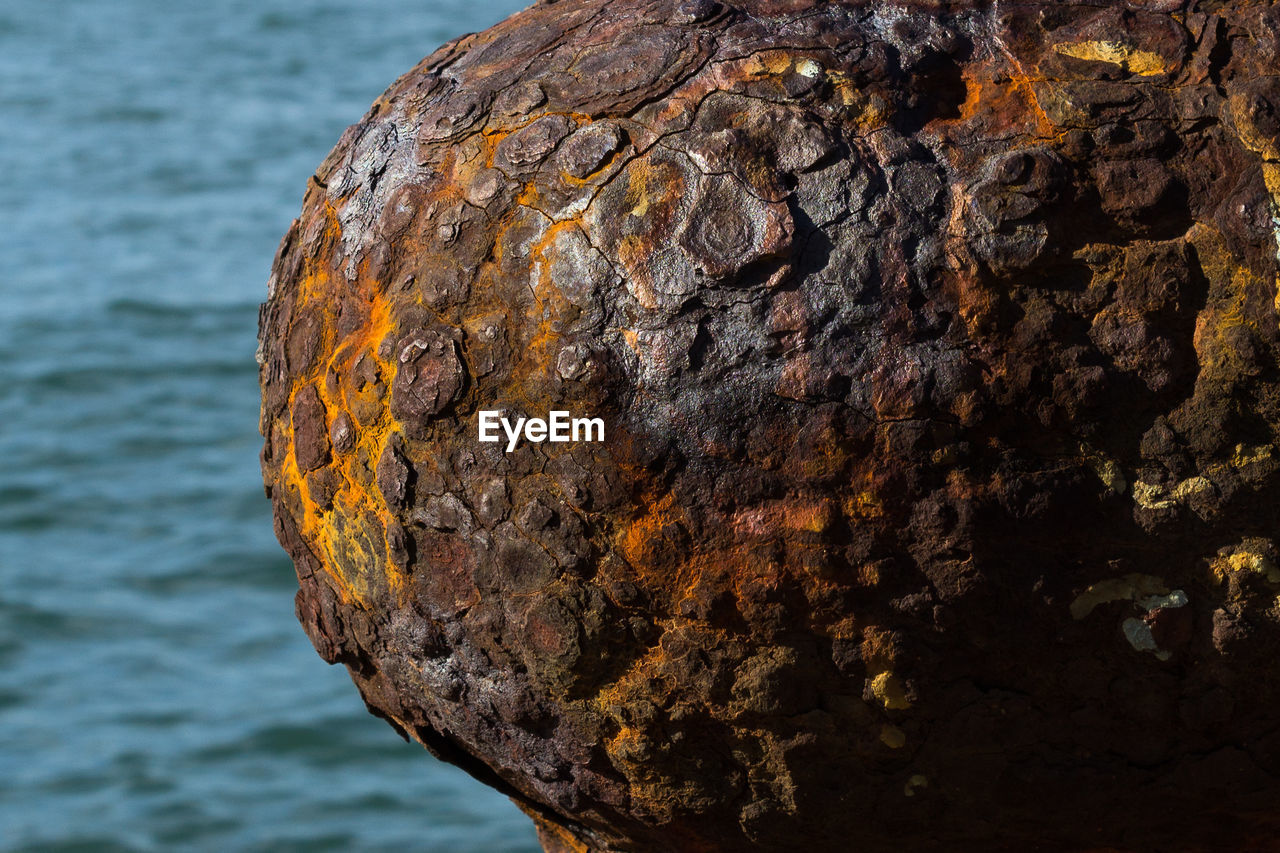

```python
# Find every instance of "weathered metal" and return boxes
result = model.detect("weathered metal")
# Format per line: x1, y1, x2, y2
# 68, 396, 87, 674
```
259, 1, 1280, 849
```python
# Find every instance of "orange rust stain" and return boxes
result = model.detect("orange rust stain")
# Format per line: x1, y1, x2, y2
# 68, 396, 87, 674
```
514, 182, 540, 209
518, 807, 593, 853
617, 490, 680, 578
278, 429, 365, 606
945, 468, 983, 503
949, 74, 986, 125
859, 625, 900, 672
277, 205, 418, 606
293, 206, 344, 309
731, 498, 836, 540
522, 220, 587, 357
952, 64, 1060, 142
842, 481, 884, 522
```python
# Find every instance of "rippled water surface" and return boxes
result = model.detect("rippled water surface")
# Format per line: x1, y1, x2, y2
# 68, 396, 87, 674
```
0, 1, 539, 849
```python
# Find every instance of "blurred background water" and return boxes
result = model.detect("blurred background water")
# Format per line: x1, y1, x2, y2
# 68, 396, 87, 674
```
0, 1, 539, 849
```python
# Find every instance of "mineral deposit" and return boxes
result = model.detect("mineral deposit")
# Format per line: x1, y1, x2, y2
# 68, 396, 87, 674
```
259, 0, 1280, 849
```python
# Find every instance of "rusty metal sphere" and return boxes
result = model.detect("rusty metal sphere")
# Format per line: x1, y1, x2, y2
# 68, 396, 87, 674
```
260, 1, 1280, 849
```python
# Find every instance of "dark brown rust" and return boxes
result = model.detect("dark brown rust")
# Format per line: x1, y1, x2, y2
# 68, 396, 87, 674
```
259, 1, 1280, 849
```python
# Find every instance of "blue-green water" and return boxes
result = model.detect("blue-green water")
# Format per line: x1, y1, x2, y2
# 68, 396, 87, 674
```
0, 1, 539, 849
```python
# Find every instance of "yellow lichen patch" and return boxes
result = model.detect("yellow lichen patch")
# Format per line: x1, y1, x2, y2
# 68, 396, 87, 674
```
625, 159, 652, 219
280, 396, 376, 608
1210, 540, 1280, 585
1184, 222, 1274, 365
593, 654, 663, 745
1171, 476, 1213, 503
1080, 443, 1127, 495
1263, 163, 1280, 201
841, 467, 885, 522
855, 561, 881, 588
879, 724, 907, 749
869, 671, 911, 710
740, 50, 823, 81
1229, 550, 1280, 581
1192, 265, 1265, 375
1263, 163, 1280, 284
930, 446, 958, 467
824, 72, 862, 110
849, 91, 892, 131
598, 687, 730, 823
1052, 41, 1168, 76
759, 52, 793, 77
1230, 96, 1280, 163
1233, 443, 1275, 468
513, 180, 543, 212
795, 58, 823, 79
1070, 574, 1168, 620
1131, 481, 1175, 510
839, 489, 880, 522
903, 774, 929, 797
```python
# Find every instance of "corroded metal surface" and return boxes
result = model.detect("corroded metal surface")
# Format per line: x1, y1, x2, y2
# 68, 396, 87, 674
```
259, 1, 1280, 849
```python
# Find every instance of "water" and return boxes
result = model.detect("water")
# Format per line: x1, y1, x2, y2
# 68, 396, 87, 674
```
0, 1, 540, 849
